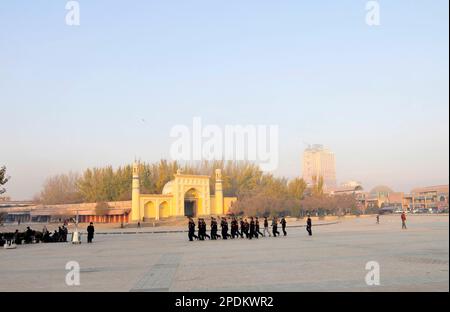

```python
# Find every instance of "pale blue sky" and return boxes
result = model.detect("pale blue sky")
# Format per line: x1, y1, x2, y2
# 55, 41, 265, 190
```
1, 0, 448, 199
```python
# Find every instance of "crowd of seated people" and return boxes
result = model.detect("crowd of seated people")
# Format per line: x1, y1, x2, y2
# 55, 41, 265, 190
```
0, 225, 68, 247
41, 226, 68, 243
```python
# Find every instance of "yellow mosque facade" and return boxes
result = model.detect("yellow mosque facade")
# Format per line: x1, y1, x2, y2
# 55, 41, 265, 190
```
131, 163, 236, 222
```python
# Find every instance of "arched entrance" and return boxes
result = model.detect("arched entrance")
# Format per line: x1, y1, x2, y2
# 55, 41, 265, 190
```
159, 201, 170, 219
144, 201, 155, 219
184, 188, 199, 217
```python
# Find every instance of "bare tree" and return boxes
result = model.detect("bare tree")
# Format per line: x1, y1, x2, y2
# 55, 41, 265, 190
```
0, 166, 9, 195
38, 172, 83, 205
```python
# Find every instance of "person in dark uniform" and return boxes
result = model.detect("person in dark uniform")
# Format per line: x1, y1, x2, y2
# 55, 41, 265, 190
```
198, 218, 206, 240
25, 227, 34, 244
197, 219, 203, 240
243, 218, 250, 238
188, 217, 198, 241
221, 217, 230, 239
211, 217, 220, 240
263, 217, 271, 237
281, 217, 287, 236
249, 217, 256, 239
229, 217, 235, 238
272, 217, 280, 237
230, 217, 238, 239
235, 217, 242, 238
239, 218, 245, 238
13, 229, 20, 245
306, 215, 312, 236
255, 217, 263, 237
87, 222, 95, 243
202, 219, 211, 240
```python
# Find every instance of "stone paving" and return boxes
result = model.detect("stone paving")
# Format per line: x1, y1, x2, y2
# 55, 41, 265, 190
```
0, 215, 448, 292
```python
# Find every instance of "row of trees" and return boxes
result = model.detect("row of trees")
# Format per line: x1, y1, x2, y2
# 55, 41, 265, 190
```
36, 160, 269, 204
36, 160, 360, 216
232, 175, 358, 217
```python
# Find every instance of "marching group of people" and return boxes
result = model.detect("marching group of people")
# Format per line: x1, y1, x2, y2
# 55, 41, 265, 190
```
188, 216, 313, 241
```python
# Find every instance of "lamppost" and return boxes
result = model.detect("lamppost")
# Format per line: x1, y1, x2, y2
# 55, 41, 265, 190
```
71, 210, 81, 244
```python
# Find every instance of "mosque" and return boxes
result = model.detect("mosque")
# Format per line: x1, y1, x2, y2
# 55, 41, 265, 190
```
130, 163, 237, 222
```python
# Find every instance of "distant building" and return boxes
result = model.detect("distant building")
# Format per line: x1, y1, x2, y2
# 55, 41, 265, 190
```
0, 196, 11, 202
354, 184, 449, 213
130, 164, 236, 222
302, 144, 337, 189
327, 181, 364, 195
403, 185, 449, 211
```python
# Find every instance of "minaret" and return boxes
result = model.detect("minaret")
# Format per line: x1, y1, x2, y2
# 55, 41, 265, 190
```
215, 169, 224, 215
131, 161, 140, 222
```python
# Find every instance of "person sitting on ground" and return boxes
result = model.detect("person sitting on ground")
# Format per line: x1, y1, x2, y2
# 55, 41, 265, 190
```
13, 229, 21, 244
58, 227, 64, 242
24, 227, 34, 244
51, 230, 59, 242
43, 230, 51, 243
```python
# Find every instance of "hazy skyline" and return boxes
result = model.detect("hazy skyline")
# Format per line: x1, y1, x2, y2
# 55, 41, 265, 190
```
1, 1, 449, 200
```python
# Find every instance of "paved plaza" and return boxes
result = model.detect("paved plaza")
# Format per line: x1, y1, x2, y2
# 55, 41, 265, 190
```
0, 215, 448, 292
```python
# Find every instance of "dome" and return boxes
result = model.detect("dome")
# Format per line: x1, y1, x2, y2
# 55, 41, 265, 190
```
162, 180, 174, 195
370, 185, 393, 195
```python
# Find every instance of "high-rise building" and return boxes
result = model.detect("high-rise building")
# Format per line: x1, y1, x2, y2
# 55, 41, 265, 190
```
302, 144, 337, 188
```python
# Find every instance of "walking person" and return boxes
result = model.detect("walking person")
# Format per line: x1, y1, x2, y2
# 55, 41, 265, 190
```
197, 219, 204, 240
280, 217, 287, 236
255, 217, 264, 237
231, 217, 240, 239
188, 217, 198, 241
221, 217, 230, 240
239, 218, 245, 238
235, 218, 242, 238
376, 214, 380, 224
249, 217, 256, 239
401, 212, 407, 230
202, 219, 211, 240
210, 217, 220, 240
272, 217, 280, 237
244, 218, 250, 238
87, 222, 95, 243
306, 215, 312, 236
263, 217, 271, 237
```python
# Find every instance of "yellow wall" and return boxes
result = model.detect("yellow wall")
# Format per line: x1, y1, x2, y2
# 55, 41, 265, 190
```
131, 166, 237, 221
